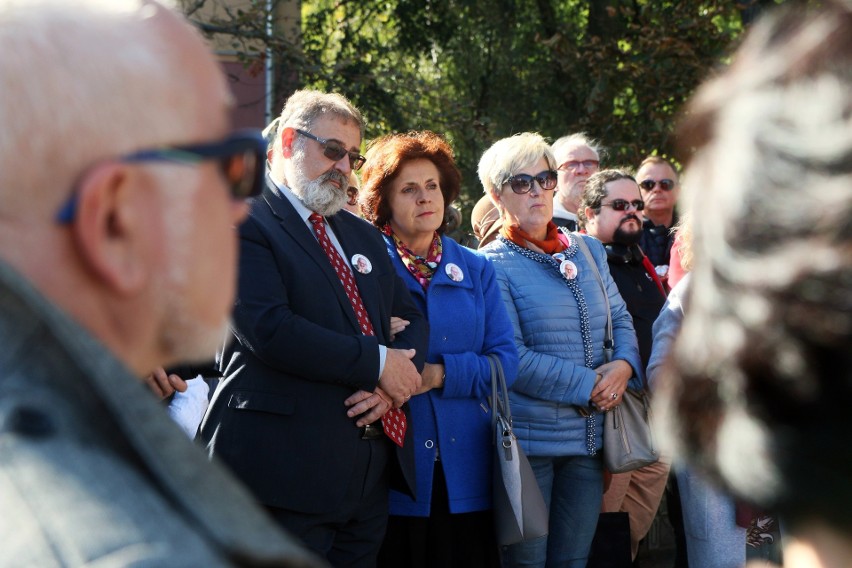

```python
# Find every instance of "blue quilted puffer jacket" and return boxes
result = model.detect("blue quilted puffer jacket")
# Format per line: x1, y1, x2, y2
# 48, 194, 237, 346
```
481, 233, 643, 457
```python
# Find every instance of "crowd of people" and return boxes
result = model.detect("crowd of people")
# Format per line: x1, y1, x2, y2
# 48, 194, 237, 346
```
1, 1, 849, 568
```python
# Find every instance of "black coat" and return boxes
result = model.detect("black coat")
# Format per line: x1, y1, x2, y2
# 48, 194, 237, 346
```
200, 181, 428, 514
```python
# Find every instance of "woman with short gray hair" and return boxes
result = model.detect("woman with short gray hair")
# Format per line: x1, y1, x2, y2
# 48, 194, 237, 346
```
479, 132, 643, 567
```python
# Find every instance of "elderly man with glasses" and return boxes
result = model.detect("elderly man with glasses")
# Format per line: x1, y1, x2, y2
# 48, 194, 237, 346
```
578, 170, 669, 565
551, 132, 603, 232
0, 1, 319, 566
199, 90, 428, 567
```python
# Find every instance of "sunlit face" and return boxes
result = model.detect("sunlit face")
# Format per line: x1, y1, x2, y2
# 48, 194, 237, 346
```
285, 115, 360, 216
555, 144, 600, 211
155, 13, 246, 362
636, 161, 679, 222
494, 156, 554, 239
387, 158, 444, 244
584, 178, 644, 245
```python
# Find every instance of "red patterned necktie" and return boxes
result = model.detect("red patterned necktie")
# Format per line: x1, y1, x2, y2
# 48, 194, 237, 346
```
308, 213, 406, 447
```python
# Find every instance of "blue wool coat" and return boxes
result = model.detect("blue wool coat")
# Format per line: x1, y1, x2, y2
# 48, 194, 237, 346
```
385, 235, 518, 517
481, 234, 643, 457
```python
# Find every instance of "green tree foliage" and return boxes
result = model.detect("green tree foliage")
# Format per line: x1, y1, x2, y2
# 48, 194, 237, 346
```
185, 0, 786, 220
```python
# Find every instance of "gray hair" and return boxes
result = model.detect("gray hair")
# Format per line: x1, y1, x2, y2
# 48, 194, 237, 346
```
661, 0, 852, 532
270, 90, 364, 154
0, 0, 203, 218
551, 132, 603, 165
478, 132, 556, 202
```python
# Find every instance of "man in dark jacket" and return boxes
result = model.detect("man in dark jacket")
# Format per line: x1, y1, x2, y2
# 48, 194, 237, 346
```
580, 170, 666, 365
580, 169, 669, 564
636, 156, 681, 287
200, 90, 429, 568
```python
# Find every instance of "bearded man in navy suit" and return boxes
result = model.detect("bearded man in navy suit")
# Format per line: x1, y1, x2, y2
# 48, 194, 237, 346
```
201, 90, 429, 568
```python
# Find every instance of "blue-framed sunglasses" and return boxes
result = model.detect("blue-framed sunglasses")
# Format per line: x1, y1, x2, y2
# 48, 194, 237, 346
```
56, 129, 267, 223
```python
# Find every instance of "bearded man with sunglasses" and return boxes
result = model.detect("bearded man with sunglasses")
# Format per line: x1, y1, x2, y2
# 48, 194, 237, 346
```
200, 90, 428, 567
579, 170, 669, 565
0, 1, 320, 566
636, 156, 681, 278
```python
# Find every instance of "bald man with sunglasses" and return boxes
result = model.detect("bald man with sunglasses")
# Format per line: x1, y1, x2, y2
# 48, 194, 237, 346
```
636, 156, 681, 278
0, 1, 320, 566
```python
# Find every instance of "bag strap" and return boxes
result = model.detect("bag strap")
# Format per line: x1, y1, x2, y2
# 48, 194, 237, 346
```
488, 354, 510, 428
575, 236, 613, 359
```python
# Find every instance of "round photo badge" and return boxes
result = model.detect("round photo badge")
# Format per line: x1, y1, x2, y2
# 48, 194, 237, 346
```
445, 262, 464, 282
560, 259, 578, 280
351, 254, 372, 275
552, 252, 566, 262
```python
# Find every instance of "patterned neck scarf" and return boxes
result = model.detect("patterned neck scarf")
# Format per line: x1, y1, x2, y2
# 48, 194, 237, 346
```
383, 224, 443, 290
500, 221, 566, 254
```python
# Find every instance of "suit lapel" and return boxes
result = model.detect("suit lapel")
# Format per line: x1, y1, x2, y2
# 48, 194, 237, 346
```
260, 182, 362, 335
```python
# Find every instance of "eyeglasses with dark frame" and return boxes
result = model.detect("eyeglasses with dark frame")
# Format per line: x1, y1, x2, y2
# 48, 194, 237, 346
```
599, 199, 645, 212
55, 129, 267, 223
296, 129, 366, 171
558, 159, 600, 171
501, 170, 558, 195
639, 178, 675, 192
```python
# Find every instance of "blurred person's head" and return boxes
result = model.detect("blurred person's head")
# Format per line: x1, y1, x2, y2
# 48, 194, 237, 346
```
579, 169, 644, 245
660, 0, 852, 547
551, 133, 602, 214
635, 156, 679, 227
0, 0, 262, 374
360, 131, 461, 242
478, 132, 557, 242
267, 90, 365, 216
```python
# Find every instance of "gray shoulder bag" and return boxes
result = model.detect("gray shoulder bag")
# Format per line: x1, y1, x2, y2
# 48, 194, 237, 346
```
488, 354, 549, 545
575, 237, 659, 473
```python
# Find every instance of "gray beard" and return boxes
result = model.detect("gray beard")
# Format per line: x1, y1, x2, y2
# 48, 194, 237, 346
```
289, 160, 349, 216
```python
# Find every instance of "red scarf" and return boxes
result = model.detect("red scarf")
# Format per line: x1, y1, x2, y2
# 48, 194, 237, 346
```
500, 221, 566, 254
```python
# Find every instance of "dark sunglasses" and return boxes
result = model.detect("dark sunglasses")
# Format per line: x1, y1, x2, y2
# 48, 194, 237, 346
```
501, 170, 558, 194
599, 199, 645, 212
55, 130, 267, 223
296, 129, 366, 171
639, 178, 675, 191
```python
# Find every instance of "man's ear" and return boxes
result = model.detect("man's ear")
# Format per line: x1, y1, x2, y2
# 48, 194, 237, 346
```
70, 163, 148, 295
584, 206, 597, 225
280, 127, 296, 158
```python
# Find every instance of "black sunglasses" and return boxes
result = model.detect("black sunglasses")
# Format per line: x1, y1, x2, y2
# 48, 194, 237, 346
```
55, 129, 267, 223
296, 129, 366, 171
501, 170, 558, 194
639, 178, 675, 191
599, 199, 645, 212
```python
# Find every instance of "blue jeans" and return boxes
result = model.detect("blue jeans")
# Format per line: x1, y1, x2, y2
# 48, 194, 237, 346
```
676, 466, 745, 568
501, 454, 603, 568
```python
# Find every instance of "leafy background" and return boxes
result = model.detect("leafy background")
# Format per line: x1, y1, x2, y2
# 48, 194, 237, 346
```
184, 0, 787, 226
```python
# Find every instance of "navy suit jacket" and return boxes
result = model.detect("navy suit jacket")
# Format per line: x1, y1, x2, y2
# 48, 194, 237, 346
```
200, 180, 428, 514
